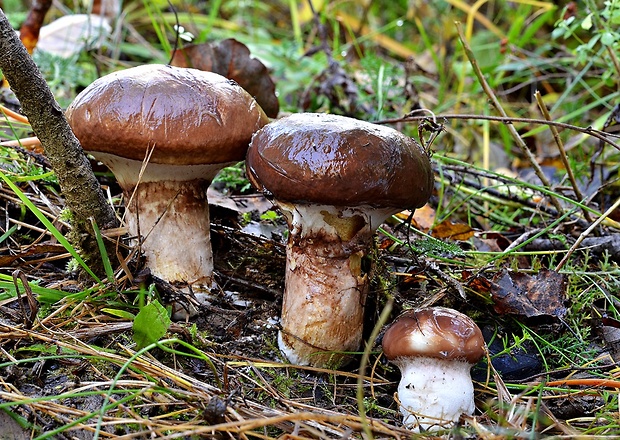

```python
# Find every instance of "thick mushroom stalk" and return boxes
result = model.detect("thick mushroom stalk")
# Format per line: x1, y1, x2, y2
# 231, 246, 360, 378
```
382, 307, 486, 432
276, 203, 396, 367
246, 113, 434, 367
66, 64, 269, 293
126, 179, 213, 285
96, 155, 231, 286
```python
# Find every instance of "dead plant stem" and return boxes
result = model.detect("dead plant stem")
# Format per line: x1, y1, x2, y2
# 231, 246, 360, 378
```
534, 90, 592, 222
555, 195, 620, 271
0, 8, 119, 276
455, 21, 564, 214
0, 104, 29, 123
545, 378, 620, 389
378, 114, 620, 152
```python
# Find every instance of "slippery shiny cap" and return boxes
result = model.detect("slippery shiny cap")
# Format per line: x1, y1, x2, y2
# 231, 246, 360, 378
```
246, 113, 433, 208
382, 307, 485, 364
66, 64, 269, 166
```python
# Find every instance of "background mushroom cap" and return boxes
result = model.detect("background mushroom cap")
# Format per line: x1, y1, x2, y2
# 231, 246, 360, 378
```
246, 113, 433, 208
66, 64, 269, 166
382, 307, 485, 364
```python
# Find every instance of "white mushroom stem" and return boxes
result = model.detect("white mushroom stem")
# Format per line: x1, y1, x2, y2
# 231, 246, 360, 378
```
276, 202, 396, 367
95, 152, 234, 289
126, 179, 213, 286
393, 356, 476, 432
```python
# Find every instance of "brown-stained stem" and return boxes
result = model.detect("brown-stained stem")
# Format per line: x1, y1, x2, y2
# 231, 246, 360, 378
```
455, 21, 564, 215
534, 90, 592, 222
0, 8, 119, 276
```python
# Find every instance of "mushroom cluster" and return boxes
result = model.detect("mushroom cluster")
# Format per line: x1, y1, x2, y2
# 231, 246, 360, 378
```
59, 56, 489, 439
66, 64, 269, 293
68, 65, 442, 388
382, 307, 486, 432
246, 113, 433, 367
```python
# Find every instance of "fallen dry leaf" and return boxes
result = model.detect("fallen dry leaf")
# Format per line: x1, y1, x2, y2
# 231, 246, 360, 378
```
490, 268, 568, 318
171, 39, 279, 118
599, 314, 620, 361
472, 236, 504, 253
462, 270, 493, 293
396, 206, 473, 240
431, 219, 474, 241
34, 14, 111, 58
412, 204, 436, 230
0, 243, 67, 266
395, 204, 435, 230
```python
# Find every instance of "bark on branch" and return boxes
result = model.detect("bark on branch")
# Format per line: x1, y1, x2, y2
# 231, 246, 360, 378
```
0, 8, 118, 277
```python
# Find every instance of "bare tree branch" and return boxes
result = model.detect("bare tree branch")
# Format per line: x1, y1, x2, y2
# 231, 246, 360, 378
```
0, 8, 119, 277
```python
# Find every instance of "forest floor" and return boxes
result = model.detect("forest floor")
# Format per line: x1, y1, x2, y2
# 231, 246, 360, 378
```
2, 1, 620, 439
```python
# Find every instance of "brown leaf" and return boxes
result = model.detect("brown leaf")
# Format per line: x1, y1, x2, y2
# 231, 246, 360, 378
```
378, 237, 395, 250
413, 205, 436, 230
431, 220, 474, 241
0, 243, 67, 266
472, 236, 503, 253
479, 231, 511, 250
490, 269, 567, 318
171, 39, 279, 118
463, 271, 493, 294
395, 205, 435, 230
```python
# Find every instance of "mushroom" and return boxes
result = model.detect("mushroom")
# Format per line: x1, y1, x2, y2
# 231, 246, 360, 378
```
66, 64, 269, 292
381, 307, 486, 432
246, 113, 433, 367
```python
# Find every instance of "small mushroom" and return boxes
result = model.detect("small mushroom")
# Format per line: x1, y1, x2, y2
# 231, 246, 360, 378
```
66, 64, 269, 291
246, 113, 433, 367
381, 307, 486, 432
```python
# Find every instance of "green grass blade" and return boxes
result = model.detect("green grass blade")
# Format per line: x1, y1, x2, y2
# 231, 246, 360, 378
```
0, 224, 17, 245
196, 0, 224, 43
89, 218, 114, 283
0, 169, 101, 283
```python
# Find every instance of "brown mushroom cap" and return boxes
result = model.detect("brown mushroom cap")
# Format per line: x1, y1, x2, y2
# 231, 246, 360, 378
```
382, 307, 485, 364
246, 113, 433, 208
66, 64, 269, 166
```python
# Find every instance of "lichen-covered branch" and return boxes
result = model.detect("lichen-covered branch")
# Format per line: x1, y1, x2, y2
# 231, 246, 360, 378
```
0, 8, 118, 276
